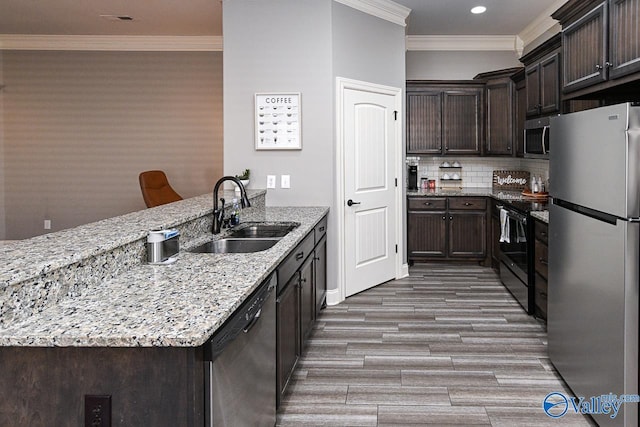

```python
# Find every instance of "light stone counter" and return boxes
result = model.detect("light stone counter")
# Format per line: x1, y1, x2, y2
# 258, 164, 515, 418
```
0, 191, 328, 348
530, 210, 549, 224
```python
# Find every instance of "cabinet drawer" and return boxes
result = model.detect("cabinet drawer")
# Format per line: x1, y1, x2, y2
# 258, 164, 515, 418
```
534, 273, 548, 320
534, 221, 548, 245
314, 215, 327, 244
408, 198, 446, 211
534, 239, 548, 279
278, 231, 315, 291
448, 197, 487, 211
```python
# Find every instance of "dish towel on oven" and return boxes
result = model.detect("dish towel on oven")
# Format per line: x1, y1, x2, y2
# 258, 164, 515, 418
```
516, 221, 527, 243
499, 208, 510, 243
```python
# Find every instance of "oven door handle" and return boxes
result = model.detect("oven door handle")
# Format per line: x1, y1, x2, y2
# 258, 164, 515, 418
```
505, 211, 527, 224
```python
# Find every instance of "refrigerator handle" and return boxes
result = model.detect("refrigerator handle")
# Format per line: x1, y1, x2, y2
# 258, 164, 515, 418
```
542, 126, 548, 155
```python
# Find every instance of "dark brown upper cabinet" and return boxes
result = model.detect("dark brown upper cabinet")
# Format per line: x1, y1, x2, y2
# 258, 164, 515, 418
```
553, 0, 640, 97
520, 34, 562, 118
474, 67, 524, 156
407, 81, 484, 155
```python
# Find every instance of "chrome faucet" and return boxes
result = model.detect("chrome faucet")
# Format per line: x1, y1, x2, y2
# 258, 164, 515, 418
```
212, 176, 251, 234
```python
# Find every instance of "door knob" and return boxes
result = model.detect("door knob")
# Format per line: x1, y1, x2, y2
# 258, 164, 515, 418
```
347, 199, 361, 206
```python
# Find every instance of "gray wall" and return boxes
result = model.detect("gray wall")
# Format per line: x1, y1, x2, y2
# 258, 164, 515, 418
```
1, 51, 223, 240
223, 0, 407, 296
406, 50, 521, 80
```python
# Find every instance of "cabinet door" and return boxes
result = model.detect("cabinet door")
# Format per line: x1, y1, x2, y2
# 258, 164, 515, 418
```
608, 0, 640, 79
299, 256, 314, 345
443, 90, 482, 155
314, 236, 327, 316
562, 2, 608, 92
514, 77, 527, 156
525, 64, 541, 116
491, 212, 501, 269
276, 274, 300, 404
539, 52, 561, 114
407, 211, 447, 258
485, 79, 514, 155
448, 212, 486, 258
407, 91, 443, 154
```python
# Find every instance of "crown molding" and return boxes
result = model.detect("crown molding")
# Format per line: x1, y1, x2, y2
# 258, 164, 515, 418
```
406, 35, 521, 52
334, 0, 411, 27
518, 0, 567, 48
0, 35, 223, 51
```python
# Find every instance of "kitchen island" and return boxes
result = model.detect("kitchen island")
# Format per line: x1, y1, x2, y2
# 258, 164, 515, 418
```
0, 191, 328, 426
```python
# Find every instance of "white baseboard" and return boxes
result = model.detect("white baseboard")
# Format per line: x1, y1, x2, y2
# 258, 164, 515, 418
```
326, 288, 342, 306
400, 263, 409, 278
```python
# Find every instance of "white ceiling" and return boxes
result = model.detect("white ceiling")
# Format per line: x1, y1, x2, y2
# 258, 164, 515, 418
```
0, 0, 562, 37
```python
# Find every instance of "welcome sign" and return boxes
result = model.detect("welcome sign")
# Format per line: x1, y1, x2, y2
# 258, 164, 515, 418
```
492, 170, 530, 191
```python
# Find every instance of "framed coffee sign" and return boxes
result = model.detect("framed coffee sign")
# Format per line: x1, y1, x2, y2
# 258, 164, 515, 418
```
255, 93, 301, 150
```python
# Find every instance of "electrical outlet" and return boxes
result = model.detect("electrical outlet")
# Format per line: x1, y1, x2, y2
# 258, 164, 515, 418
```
266, 175, 276, 189
84, 395, 111, 427
44, 219, 51, 230
281, 175, 290, 189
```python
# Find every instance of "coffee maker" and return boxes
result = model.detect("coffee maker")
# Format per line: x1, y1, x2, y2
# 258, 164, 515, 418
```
407, 164, 418, 190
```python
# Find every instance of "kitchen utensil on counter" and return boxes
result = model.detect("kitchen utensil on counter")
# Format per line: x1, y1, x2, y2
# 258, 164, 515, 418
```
428, 180, 436, 189
147, 229, 179, 264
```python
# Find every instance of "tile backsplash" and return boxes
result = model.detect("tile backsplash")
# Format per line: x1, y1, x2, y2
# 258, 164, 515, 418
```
409, 156, 549, 190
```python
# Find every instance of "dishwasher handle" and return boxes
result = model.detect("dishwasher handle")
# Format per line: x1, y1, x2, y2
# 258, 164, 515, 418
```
204, 274, 276, 361
243, 308, 262, 333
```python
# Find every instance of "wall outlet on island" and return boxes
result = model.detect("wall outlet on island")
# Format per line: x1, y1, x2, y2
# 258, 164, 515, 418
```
44, 219, 51, 230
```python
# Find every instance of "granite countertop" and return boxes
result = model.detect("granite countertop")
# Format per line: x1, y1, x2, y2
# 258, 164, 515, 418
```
0, 190, 266, 291
530, 211, 549, 224
0, 206, 328, 348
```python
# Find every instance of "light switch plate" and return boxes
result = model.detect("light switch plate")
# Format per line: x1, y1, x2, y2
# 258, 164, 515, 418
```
266, 175, 276, 189
281, 175, 290, 189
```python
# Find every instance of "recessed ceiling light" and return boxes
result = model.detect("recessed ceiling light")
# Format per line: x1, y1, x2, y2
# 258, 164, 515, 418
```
471, 6, 487, 14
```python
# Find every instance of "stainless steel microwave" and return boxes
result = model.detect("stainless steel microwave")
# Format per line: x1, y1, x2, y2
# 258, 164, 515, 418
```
524, 116, 552, 159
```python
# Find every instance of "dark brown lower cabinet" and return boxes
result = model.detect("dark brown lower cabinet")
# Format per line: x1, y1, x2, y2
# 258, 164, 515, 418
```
276, 215, 328, 406
408, 197, 487, 263
299, 256, 315, 345
314, 235, 327, 316
533, 219, 549, 320
276, 273, 300, 405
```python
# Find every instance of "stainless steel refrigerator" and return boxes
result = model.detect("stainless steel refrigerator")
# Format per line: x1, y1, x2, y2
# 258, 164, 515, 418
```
549, 103, 639, 427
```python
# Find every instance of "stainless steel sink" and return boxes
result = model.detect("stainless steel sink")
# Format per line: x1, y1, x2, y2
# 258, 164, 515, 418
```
189, 238, 279, 254
227, 222, 299, 239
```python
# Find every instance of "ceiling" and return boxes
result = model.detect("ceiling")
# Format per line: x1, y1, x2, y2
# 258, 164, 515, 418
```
0, 0, 562, 37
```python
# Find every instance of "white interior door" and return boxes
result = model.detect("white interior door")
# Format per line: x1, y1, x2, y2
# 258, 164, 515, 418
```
344, 87, 398, 297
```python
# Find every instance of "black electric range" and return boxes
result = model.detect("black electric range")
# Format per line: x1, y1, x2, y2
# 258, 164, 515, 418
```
493, 192, 548, 316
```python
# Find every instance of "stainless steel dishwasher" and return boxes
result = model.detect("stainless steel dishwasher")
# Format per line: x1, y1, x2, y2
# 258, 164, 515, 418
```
204, 274, 276, 427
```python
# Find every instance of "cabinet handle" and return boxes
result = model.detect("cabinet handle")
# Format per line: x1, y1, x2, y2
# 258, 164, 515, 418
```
605, 61, 612, 68
424, 202, 431, 206
507, 146, 511, 151
464, 202, 472, 206
449, 216, 453, 221
595, 64, 603, 70
445, 146, 449, 151
539, 257, 548, 265
442, 216, 446, 220
296, 252, 304, 261
300, 277, 307, 284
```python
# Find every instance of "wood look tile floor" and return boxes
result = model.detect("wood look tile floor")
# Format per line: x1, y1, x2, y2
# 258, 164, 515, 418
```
276, 264, 596, 426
